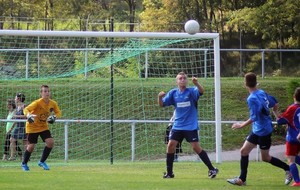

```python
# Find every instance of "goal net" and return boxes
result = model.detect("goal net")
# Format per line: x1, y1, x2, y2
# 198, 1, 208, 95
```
0, 30, 221, 163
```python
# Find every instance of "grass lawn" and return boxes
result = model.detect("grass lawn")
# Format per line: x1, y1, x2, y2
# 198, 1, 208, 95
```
0, 161, 294, 190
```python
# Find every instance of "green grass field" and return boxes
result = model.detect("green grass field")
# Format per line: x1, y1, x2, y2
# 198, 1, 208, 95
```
0, 161, 294, 190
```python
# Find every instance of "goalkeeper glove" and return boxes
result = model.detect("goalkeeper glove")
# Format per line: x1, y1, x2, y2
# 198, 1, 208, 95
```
47, 115, 56, 124
27, 113, 36, 123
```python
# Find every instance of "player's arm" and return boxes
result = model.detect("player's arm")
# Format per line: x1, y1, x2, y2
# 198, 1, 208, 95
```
8, 122, 16, 134
267, 94, 279, 118
158, 91, 166, 107
232, 118, 253, 129
192, 77, 204, 94
53, 102, 62, 118
47, 101, 62, 124
23, 101, 37, 123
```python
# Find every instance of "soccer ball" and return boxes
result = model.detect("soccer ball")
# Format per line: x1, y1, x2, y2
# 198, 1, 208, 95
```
184, 20, 200, 35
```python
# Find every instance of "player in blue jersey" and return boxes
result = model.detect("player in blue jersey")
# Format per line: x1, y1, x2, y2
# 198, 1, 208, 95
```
158, 71, 218, 179
276, 87, 300, 186
227, 72, 292, 186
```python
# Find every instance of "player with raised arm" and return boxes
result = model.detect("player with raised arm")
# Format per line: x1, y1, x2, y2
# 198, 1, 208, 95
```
21, 85, 61, 171
158, 71, 218, 179
227, 72, 292, 186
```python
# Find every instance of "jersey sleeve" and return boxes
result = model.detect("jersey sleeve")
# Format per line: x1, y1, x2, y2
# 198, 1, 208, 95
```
162, 89, 175, 107
266, 94, 278, 108
248, 98, 260, 122
52, 100, 62, 118
23, 101, 38, 116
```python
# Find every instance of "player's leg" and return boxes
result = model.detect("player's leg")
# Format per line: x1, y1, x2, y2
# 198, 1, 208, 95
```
187, 130, 218, 178
21, 133, 37, 171
287, 155, 300, 186
15, 140, 22, 161
38, 130, 54, 170
3, 133, 10, 160
260, 135, 291, 185
163, 139, 177, 178
285, 142, 300, 186
163, 129, 182, 178
174, 143, 181, 162
227, 136, 256, 186
9, 137, 17, 160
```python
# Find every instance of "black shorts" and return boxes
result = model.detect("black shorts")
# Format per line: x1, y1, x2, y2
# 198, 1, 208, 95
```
246, 132, 272, 150
169, 129, 199, 143
27, 130, 52, 144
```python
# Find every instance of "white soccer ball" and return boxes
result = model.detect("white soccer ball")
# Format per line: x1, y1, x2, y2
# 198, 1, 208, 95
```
184, 20, 200, 35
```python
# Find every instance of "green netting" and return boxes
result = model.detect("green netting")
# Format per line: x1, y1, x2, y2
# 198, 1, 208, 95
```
0, 32, 217, 162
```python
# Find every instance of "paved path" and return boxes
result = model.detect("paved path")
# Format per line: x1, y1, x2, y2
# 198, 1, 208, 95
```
178, 144, 285, 162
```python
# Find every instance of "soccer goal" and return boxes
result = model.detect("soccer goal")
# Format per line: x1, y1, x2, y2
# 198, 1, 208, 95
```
0, 30, 221, 163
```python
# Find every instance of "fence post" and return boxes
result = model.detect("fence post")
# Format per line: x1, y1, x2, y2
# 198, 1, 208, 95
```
64, 122, 69, 162
131, 122, 136, 161
261, 50, 265, 78
25, 50, 29, 79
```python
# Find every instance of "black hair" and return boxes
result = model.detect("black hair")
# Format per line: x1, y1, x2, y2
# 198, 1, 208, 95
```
16, 93, 25, 102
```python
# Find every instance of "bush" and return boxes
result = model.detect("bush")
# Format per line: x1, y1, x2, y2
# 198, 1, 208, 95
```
287, 79, 300, 102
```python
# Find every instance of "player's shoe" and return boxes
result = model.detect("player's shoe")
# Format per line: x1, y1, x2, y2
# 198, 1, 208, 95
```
291, 182, 300, 186
163, 172, 175, 178
285, 171, 293, 185
38, 161, 50, 170
21, 163, 30, 171
208, 168, 219, 178
227, 177, 246, 186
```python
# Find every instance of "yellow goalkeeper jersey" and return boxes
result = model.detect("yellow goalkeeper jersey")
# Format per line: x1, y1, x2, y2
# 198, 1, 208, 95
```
23, 98, 62, 133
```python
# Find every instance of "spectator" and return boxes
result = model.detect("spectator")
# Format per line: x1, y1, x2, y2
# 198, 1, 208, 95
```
2, 99, 21, 161
9, 93, 27, 161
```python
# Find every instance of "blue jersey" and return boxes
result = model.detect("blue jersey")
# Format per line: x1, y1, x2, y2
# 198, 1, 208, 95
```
277, 103, 300, 144
162, 87, 202, 131
247, 89, 274, 136
267, 94, 278, 108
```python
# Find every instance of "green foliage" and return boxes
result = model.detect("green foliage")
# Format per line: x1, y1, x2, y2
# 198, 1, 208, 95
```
287, 79, 300, 102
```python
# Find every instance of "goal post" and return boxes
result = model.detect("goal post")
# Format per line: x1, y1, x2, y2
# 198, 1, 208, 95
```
0, 30, 222, 163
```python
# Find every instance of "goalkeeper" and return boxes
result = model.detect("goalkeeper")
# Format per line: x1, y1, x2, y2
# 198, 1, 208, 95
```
21, 85, 61, 171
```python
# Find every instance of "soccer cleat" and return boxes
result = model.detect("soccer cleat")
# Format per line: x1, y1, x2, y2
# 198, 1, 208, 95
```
21, 163, 30, 171
227, 177, 246, 186
208, 168, 219, 178
38, 161, 50, 170
285, 171, 293, 185
291, 182, 300, 186
163, 172, 175, 178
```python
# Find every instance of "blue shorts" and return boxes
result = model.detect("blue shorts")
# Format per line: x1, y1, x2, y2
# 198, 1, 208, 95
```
246, 132, 272, 150
169, 129, 199, 143
27, 130, 52, 144
11, 126, 27, 140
